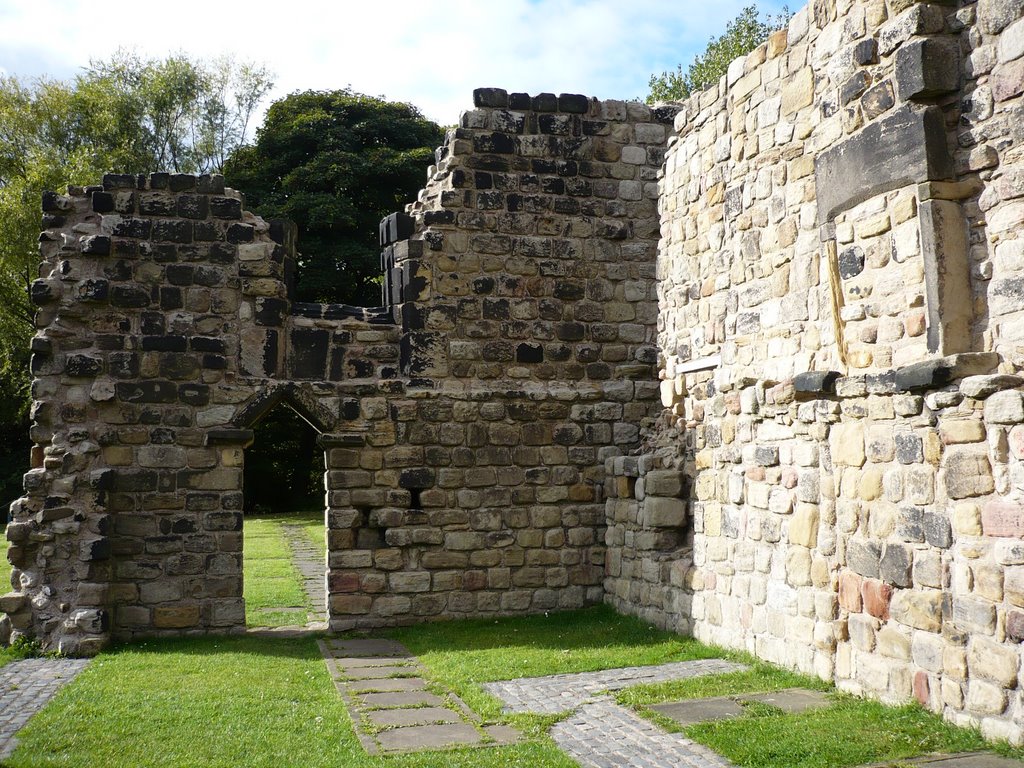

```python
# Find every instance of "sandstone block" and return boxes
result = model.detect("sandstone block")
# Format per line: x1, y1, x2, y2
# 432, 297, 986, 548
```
781, 67, 813, 116
890, 589, 942, 632
831, 422, 866, 467
984, 390, 1024, 424
153, 604, 200, 628
982, 502, 1024, 538
968, 638, 1019, 687
942, 450, 994, 500
643, 496, 687, 528
839, 570, 863, 612
789, 503, 819, 547
862, 579, 893, 620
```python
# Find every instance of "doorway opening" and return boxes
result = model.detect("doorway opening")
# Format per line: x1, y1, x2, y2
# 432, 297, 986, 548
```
242, 404, 327, 627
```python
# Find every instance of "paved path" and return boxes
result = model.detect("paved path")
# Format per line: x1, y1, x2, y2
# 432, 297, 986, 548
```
319, 637, 518, 755
282, 523, 326, 623
0, 657, 90, 758
552, 696, 734, 768
484, 658, 745, 714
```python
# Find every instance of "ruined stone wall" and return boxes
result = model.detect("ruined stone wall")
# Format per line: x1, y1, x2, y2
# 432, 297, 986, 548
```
4, 91, 674, 651
605, 0, 1024, 744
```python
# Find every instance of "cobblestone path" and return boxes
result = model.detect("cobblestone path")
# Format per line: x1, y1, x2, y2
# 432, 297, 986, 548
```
0, 657, 90, 758
281, 523, 326, 623
484, 658, 745, 714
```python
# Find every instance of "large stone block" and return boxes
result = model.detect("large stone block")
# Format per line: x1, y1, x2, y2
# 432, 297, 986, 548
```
815, 105, 952, 223
643, 496, 687, 528
890, 589, 942, 632
895, 37, 960, 101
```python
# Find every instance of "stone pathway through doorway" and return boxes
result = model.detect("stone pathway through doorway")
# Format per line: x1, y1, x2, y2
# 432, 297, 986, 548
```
319, 637, 519, 754
0, 657, 90, 758
282, 523, 327, 624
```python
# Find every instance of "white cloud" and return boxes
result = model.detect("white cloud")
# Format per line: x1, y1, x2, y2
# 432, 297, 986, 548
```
0, 0, 786, 125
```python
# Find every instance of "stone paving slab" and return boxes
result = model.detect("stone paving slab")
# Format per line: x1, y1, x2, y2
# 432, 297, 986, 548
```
740, 687, 831, 713
651, 696, 745, 726
282, 523, 326, 623
485, 658, 746, 714
366, 707, 461, 728
0, 657, 91, 758
551, 697, 735, 768
376, 722, 482, 752
319, 638, 521, 755
865, 754, 1024, 767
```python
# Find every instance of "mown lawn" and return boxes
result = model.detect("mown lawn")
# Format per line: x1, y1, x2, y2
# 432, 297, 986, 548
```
4, 516, 1024, 767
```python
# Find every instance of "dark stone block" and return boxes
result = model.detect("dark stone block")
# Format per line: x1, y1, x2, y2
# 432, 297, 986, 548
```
555, 322, 585, 341
853, 39, 878, 66
149, 173, 169, 189
160, 353, 200, 380
176, 194, 209, 220
65, 355, 102, 378
202, 355, 226, 370
895, 37, 960, 102
399, 467, 435, 489
166, 265, 193, 286
168, 174, 196, 192
539, 114, 571, 135
196, 174, 225, 194
473, 132, 516, 154
923, 511, 952, 548
847, 538, 882, 579
108, 352, 140, 378
255, 297, 288, 326
160, 287, 183, 310
30, 337, 52, 355
532, 93, 558, 112
81, 236, 112, 255
554, 281, 585, 300
839, 246, 865, 279
153, 220, 193, 244
880, 543, 912, 587
509, 92, 531, 109
895, 359, 950, 391
483, 298, 510, 319
179, 383, 210, 406
226, 223, 254, 243
423, 209, 456, 225
112, 469, 159, 492
112, 218, 152, 239
898, 507, 925, 542
341, 399, 360, 420
841, 71, 872, 106
866, 369, 897, 394
209, 196, 242, 219
103, 174, 136, 190
41, 191, 64, 212
116, 381, 177, 404
140, 312, 165, 335
379, 212, 416, 246
895, 433, 924, 464
30, 279, 56, 305
190, 337, 225, 354
110, 285, 152, 308
139, 196, 175, 216
652, 105, 682, 124
193, 266, 223, 287
92, 191, 115, 213
204, 429, 253, 447
82, 538, 112, 561
142, 335, 187, 352
558, 93, 589, 113
754, 446, 780, 466
517, 343, 543, 363
473, 87, 509, 108
482, 341, 514, 362
815, 105, 953, 223
289, 327, 329, 379
77, 279, 109, 302
263, 330, 279, 377
41, 213, 66, 229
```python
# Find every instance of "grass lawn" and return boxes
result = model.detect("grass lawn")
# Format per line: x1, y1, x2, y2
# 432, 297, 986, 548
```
288, 509, 326, 557
243, 515, 310, 627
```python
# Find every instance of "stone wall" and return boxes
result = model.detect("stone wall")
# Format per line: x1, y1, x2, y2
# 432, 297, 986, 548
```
606, 0, 1024, 745
4, 91, 674, 652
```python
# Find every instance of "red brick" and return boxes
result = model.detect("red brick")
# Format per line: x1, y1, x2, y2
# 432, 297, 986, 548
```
861, 578, 892, 620
981, 502, 1024, 538
839, 570, 863, 613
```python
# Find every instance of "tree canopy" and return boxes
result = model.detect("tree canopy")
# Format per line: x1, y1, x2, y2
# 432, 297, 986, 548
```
0, 51, 274, 513
224, 90, 445, 307
647, 5, 791, 102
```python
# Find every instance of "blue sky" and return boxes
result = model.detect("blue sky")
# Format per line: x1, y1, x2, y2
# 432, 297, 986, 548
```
0, 0, 790, 126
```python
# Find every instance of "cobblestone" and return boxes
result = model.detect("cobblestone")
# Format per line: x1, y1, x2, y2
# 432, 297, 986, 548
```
0, 657, 90, 758
484, 659, 746, 713
551, 697, 735, 768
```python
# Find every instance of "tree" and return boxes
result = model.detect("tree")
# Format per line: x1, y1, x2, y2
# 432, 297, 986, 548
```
648, 5, 791, 102
0, 53, 274, 514
224, 90, 445, 307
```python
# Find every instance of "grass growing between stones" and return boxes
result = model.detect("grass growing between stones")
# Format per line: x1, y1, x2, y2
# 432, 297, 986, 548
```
289, 508, 327, 557
244, 515, 310, 627
7, 635, 577, 768
388, 604, 723, 720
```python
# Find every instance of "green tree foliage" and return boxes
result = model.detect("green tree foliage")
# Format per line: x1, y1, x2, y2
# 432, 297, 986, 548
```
648, 5, 791, 102
244, 407, 322, 515
0, 52, 273, 514
224, 90, 445, 307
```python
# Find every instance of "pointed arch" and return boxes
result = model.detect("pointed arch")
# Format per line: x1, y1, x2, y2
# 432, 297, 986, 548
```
231, 383, 337, 434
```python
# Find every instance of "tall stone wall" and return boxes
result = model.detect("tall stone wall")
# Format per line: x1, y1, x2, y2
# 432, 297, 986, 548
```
606, 0, 1024, 744
3, 92, 674, 652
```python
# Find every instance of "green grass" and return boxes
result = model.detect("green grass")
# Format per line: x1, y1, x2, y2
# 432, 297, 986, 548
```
243, 515, 309, 627
6, 635, 576, 768
289, 509, 326, 557
0, 529, 10, 592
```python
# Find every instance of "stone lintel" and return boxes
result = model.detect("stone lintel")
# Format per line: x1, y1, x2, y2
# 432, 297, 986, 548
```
319, 433, 366, 448
893, 353, 1000, 392
793, 370, 841, 395
814, 104, 953, 224
205, 429, 255, 447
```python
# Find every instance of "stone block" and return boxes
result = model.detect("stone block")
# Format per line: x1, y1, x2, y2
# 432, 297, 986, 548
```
831, 422, 865, 467
895, 37, 960, 101
789, 503, 819, 547
153, 604, 200, 628
643, 496, 686, 528
781, 67, 814, 116
920, 199, 971, 356
644, 470, 686, 497
839, 570, 863, 612
815, 105, 952, 223
890, 588, 942, 632
942, 450, 994, 500
861, 578, 893, 620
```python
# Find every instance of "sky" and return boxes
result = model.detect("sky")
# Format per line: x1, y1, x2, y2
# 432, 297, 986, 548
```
0, 0, 790, 128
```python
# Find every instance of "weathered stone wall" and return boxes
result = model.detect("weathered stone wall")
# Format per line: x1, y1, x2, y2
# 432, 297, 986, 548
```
4, 91, 674, 651
606, 0, 1024, 745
